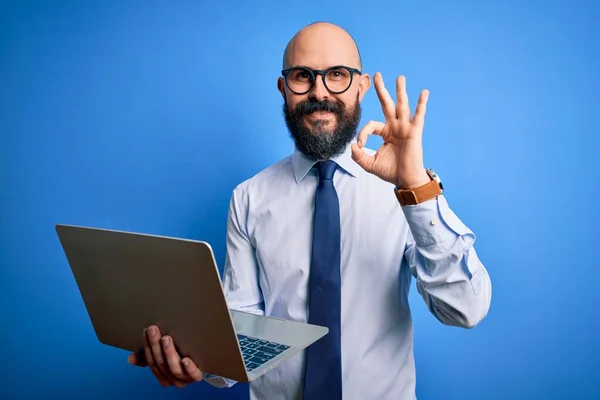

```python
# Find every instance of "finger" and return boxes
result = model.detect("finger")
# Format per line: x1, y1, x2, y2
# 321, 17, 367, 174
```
161, 336, 186, 381
396, 76, 411, 122
144, 327, 172, 387
351, 142, 377, 173
356, 120, 386, 148
412, 89, 429, 126
127, 349, 148, 367
373, 72, 397, 121
181, 357, 205, 382
148, 326, 171, 378
150, 329, 192, 389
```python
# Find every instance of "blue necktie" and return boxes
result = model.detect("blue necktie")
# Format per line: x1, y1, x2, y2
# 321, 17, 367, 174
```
303, 160, 342, 400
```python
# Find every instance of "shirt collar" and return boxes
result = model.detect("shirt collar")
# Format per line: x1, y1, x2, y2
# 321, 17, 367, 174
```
292, 140, 361, 183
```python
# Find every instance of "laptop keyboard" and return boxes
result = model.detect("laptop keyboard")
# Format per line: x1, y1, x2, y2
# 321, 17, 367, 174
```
237, 334, 290, 371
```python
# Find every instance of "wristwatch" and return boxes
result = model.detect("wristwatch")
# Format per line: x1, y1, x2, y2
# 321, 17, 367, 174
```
394, 168, 444, 206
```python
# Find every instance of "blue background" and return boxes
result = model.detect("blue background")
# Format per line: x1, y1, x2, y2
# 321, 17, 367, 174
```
1, 0, 598, 399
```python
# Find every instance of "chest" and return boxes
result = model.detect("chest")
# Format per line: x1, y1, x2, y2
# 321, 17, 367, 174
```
246, 176, 408, 300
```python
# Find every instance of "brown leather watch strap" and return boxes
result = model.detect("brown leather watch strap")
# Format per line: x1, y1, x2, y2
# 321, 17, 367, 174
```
394, 177, 443, 206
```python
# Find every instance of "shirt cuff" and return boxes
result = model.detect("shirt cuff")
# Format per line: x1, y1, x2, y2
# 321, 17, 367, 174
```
400, 194, 475, 247
203, 373, 238, 388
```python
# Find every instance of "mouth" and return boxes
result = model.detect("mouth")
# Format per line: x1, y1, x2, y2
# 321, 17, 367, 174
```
305, 111, 334, 120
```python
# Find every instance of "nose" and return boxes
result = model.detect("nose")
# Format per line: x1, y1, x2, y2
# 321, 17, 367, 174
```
309, 74, 329, 101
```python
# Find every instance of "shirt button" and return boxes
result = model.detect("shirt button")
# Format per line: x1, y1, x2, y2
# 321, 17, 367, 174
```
430, 219, 438, 226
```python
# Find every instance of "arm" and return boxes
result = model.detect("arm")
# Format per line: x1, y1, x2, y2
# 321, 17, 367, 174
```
349, 72, 492, 327
402, 195, 491, 328
204, 187, 265, 388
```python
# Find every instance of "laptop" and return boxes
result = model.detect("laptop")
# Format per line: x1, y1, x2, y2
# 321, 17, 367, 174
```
55, 224, 328, 383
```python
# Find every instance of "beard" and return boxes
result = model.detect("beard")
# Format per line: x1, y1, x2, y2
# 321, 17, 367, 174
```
283, 94, 361, 161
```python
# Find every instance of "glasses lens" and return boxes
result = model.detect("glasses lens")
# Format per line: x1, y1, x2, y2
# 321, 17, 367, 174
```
325, 67, 352, 93
286, 68, 313, 93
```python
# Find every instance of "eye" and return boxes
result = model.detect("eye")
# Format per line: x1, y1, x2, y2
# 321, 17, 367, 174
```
327, 68, 349, 81
291, 69, 312, 82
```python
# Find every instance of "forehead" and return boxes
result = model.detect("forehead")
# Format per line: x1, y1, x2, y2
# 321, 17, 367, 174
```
285, 30, 360, 70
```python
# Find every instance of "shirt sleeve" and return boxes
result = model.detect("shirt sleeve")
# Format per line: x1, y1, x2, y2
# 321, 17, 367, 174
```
204, 188, 265, 389
402, 194, 492, 328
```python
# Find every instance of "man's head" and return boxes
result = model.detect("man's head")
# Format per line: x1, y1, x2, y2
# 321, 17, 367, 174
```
278, 22, 371, 161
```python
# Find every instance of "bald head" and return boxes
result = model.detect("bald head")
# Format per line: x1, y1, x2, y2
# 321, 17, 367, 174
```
282, 22, 362, 70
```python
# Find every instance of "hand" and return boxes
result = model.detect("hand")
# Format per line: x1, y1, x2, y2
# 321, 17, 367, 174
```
351, 73, 431, 189
127, 325, 204, 388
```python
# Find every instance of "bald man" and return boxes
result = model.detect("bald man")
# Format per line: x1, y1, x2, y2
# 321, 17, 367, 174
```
128, 22, 492, 399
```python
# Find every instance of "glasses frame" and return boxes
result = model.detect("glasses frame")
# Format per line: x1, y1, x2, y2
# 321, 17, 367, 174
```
281, 65, 362, 95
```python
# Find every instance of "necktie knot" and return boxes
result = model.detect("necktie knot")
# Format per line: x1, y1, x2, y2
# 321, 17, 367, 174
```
317, 160, 337, 181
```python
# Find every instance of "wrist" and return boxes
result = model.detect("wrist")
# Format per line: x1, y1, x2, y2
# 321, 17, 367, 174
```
395, 169, 430, 189
394, 168, 444, 206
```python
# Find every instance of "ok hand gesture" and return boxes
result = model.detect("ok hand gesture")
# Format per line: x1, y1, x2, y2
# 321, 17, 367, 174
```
351, 73, 431, 189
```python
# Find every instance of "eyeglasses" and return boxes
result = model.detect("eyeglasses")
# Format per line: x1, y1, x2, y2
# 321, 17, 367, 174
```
281, 65, 362, 95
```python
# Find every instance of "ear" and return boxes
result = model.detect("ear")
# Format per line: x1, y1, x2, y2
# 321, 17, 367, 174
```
358, 73, 371, 102
277, 77, 286, 98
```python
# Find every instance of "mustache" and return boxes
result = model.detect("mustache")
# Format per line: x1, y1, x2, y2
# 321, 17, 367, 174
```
294, 99, 344, 115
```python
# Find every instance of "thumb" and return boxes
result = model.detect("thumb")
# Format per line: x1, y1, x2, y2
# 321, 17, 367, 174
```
128, 352, 148, 367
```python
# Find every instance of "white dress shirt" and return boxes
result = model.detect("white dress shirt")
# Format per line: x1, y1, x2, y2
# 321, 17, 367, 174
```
205, 142, 492, 399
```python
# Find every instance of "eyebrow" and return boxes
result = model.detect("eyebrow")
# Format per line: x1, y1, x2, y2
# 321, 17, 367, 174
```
285, 64, 360, 71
